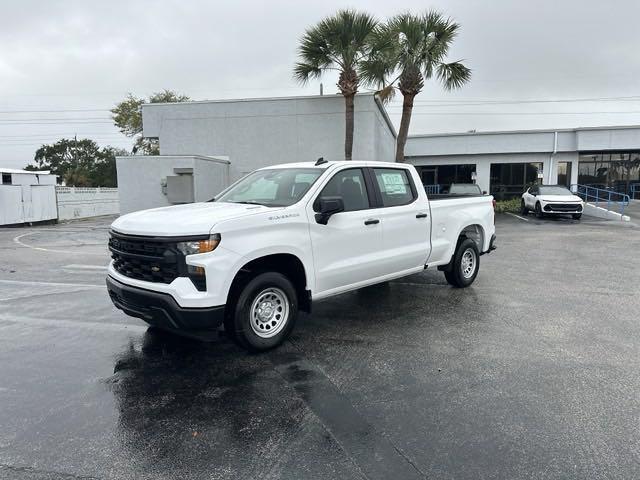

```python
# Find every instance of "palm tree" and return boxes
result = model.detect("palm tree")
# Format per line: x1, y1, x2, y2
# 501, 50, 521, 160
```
294, 10, 378, 160
362, 12, 471, 162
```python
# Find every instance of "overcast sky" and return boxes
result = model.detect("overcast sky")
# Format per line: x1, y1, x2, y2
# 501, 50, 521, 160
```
1, 0, 640, 168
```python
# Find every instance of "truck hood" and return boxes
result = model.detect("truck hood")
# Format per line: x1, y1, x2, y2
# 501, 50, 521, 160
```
538, 194, 583, 202
111, 202, 280, 237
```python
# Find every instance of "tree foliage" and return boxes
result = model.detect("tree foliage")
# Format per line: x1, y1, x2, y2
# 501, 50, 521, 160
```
111, 90, 190, 155
361, 11, 471, 161
25, 138, 127, 187
294, 10, 378, 160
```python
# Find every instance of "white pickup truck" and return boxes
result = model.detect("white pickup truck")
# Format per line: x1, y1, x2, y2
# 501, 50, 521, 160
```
107, 160, 496, 351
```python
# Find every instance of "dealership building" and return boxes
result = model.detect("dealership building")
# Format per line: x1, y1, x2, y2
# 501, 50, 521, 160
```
117, 93, 640, 210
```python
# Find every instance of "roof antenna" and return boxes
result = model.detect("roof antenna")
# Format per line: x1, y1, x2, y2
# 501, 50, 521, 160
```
315, 157, 328, 166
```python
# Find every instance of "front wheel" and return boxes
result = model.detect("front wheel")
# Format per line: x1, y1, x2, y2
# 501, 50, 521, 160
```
228, 272, 298, 352
535, 202, 544, 219
572, 213, 582, 220
444, 238, 480, 288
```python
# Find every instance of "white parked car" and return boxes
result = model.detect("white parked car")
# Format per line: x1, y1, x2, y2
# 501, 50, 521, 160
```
107, 160, 496, 351
521, 185, 584, 219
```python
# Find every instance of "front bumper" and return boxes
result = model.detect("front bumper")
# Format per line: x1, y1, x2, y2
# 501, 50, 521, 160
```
542, 202, 583, 213
106, 275, 225, 332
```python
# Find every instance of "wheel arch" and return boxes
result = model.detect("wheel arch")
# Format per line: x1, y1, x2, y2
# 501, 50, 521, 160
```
438, 223, 485, 272
227, 253, 311, 313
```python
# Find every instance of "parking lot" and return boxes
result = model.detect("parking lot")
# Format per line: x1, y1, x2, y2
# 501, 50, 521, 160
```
1, 213, 639, 480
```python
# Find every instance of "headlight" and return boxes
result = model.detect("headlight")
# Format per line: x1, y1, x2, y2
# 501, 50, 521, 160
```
177, 234, 221, 255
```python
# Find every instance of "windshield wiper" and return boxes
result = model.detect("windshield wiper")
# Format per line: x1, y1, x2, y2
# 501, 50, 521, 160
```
232, 201, 266, 206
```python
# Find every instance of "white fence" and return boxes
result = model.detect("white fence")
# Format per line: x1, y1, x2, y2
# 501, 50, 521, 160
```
56, 187, 119, 220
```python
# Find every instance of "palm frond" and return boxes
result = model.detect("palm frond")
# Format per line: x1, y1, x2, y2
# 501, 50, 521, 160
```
293, 62, 323, 84
375, 84, 396, 104
436, 61, 471, 90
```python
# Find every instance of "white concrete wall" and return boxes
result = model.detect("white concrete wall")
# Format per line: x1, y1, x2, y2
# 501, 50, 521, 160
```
116, 155, 230, 214
142, 93, 397, 182
56, 187, 119, 220
193, 157, 230, 201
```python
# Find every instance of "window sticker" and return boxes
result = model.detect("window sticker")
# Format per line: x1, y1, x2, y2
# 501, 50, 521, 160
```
380, 172, 407, 194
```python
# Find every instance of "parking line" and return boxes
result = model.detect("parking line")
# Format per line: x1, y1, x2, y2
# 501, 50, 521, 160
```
0, 279, 104, 288
63, 264, 109, 271
505, 212, 530, 222
13, 232, 106, 255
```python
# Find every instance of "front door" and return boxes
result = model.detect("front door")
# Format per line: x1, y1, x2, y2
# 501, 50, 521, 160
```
307, 168, 384, 296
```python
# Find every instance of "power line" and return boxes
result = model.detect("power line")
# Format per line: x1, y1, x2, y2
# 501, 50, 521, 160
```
0, 121, 113, 125
0, 108, 112, 114
386, 95, 640, 107
390, 111, 640, 116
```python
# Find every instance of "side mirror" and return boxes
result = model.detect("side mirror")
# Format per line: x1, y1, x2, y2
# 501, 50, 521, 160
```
482, 190, 487, 195
315, 197, 344, 225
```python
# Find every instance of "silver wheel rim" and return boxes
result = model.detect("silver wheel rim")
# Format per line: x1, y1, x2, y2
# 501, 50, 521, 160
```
461, 248, 477, 279
249, 287, 289, 338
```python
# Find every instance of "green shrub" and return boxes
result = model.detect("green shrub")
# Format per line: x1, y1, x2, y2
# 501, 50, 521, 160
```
494, 198, 521, 214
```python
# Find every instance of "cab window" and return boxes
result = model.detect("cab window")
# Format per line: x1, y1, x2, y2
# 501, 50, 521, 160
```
314, 168, 370, 212
373, 168, 416, 207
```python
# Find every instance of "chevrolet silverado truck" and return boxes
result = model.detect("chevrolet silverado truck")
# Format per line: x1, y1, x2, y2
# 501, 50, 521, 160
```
106, 160, 496, 351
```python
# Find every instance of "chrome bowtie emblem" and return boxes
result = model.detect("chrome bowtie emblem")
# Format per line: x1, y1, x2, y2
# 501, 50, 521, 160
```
151, 266, 160, 272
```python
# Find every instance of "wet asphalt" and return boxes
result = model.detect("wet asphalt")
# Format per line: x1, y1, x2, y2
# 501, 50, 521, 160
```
0, 213, 639, 479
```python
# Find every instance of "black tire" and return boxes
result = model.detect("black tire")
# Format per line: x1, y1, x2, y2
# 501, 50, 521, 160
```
535, 202, 544, 219
444, 238, 480, 288
572, 213, 582, 220
227, 272, 298, 352
520, 199, 529, 215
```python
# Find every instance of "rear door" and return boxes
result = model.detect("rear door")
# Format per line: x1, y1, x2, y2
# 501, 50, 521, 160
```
307, 167, 385, 295
369, 167, 431, 273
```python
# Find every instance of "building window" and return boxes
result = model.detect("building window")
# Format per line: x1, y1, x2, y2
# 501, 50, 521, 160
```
416, 164, 476, 189
1, 173, 11, 185
578, 152, 640, 195
490, 163, 542, 200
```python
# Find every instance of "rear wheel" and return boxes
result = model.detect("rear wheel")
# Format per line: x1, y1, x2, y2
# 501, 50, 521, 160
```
227, 272, 298, 352
535, 202, 544, 219
520, 199, 529, 215
444, 238, 480, 288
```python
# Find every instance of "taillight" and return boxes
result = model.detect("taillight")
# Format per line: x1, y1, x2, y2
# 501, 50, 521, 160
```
492, 199, 496, 209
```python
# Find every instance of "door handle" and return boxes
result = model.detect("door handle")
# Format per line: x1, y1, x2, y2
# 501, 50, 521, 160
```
416, 213, 428, 218
364, 219, 380, 225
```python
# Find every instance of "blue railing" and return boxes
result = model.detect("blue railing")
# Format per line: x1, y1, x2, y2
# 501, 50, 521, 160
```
631, 184, 640, 200
423, 184, 441, 195
571, 184, 630, 215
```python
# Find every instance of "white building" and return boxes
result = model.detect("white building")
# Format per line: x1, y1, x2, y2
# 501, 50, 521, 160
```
405, 126, 640, 200
0, 168, 57, 225
140, 93, 396, 183
113, 93, 640, 211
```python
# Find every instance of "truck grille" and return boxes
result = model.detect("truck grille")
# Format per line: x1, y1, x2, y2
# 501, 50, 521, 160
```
109, 233, 180, 284
544, 203, 582, 212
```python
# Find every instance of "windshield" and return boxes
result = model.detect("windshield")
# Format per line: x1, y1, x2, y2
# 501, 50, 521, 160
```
538, 186, 572, 195
215, 168, 323, 207
449, 184, 482, 195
